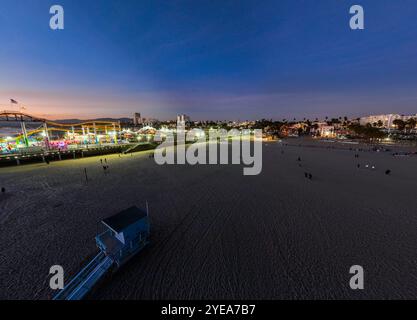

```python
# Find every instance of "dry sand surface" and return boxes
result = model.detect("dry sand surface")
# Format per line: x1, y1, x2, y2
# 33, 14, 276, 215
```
1, 138, 417, 300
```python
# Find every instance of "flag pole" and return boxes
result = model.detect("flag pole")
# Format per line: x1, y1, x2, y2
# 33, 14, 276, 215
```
10, 99, 18, 111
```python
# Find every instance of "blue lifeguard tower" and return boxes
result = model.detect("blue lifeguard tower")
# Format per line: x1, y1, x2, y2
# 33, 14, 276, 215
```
54, 205, 150, 300
96, 206, 150, 267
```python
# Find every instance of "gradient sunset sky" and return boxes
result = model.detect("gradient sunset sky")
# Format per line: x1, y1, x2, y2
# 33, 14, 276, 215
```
1, 0, 417, 120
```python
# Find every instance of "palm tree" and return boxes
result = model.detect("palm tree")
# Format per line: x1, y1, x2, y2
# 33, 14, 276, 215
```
393, 119, 406, 131
407, 118, 416, 133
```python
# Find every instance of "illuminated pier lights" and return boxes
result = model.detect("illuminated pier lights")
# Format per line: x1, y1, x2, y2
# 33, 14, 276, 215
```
78, 122, 120, 145
0, 110, 124, 153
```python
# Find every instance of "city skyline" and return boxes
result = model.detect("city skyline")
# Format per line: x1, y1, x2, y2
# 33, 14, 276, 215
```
1, 0, 417, 120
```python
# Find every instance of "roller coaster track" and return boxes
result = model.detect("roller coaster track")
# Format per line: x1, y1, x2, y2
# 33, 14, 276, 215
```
12, 128, 73, 140
0, 110, 120, 128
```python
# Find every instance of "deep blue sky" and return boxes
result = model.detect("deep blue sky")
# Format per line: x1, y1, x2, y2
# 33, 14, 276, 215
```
1, 0, 417, 120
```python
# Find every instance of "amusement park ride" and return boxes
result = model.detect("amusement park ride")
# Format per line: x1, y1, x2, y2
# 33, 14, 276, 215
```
0, 110, 122, 153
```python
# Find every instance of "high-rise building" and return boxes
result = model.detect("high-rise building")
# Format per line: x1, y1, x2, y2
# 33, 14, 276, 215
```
133, 113, 142, 126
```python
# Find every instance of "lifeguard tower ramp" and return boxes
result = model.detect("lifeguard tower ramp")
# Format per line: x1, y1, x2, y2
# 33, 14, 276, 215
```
53, 252, 113, 300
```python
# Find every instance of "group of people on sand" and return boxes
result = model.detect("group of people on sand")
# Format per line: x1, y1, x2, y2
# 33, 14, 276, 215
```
100, 158, 110, 173
284, 142, 396, 179
304, 172, 313, 180
296, 156, 314, 180
357, 164, 392, 175
292, 149, 392, 181
356, 160, 391, 175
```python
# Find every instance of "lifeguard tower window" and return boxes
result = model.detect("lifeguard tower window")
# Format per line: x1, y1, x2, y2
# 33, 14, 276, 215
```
102, 206, 147, 234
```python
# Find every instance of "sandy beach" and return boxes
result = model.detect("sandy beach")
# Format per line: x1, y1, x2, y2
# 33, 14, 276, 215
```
1, 138, 417, 300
